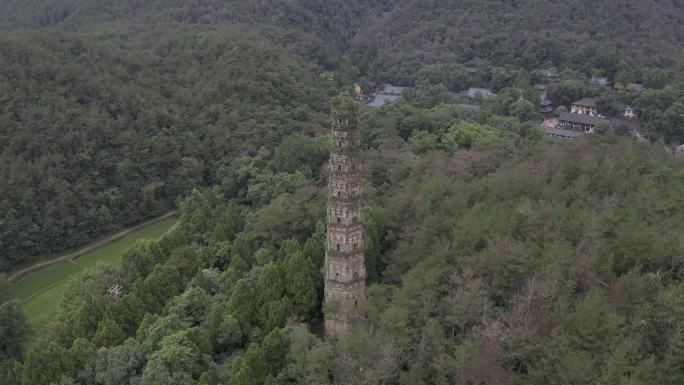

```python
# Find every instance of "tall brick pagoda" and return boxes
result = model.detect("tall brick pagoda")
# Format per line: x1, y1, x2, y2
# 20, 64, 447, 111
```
324, 94, 366, 339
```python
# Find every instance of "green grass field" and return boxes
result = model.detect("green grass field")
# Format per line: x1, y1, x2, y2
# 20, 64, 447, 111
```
9, 217, 176, 329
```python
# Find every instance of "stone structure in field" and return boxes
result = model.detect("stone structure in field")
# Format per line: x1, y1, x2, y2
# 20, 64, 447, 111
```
324, 94, 366, 339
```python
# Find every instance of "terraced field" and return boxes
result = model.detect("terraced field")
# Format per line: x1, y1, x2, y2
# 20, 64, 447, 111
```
9, 217, 176, 329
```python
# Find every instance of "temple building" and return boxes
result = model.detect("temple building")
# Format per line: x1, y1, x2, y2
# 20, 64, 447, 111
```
558, 112, 605, 132
570, 97, 598, 116
621, 105, 640, 120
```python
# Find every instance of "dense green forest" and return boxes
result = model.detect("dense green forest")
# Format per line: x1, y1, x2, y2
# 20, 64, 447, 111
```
352, 0, 684, 84
0, 0, 391, 66
3, 0, 684, 269
2, 0, 684, 384
0, 27, 331, 269
3, 125, 684, 384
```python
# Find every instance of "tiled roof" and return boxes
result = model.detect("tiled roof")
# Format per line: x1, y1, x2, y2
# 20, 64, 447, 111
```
559, 112, 605, 126
381, 85, 412, 95
591, 77, 610, 86
626, 83, 645, 92
468, 87, 494, 98
572, 97, 597, 108
366, 94, 400, 108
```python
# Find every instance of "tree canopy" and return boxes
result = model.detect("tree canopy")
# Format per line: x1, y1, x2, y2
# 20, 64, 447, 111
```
3, 1, 684, 384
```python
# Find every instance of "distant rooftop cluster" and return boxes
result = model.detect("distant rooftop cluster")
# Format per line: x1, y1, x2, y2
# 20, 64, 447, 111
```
359, 83, 497, 109
352, 65, 648, 142
467, 87, 495, 99
532, 69, 647, 140
361, 84, 414, 108
545, 96, 643, 139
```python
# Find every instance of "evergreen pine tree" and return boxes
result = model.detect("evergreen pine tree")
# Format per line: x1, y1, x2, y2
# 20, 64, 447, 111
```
92, 317, 126, 347
199, 372, 213, 385
662, 325, 684, 385
284, 251, 317, 318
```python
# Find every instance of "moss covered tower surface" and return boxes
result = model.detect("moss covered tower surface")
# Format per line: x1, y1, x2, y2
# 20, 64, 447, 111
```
324, 94, 366, 339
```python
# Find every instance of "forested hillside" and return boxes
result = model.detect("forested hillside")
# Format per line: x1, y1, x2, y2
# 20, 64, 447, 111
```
2, 1, 684, 384
3, 130, 684, 385
353, 0, 684, 83
0, 0, 392, 65
3, 0, 684, 270
0, 0, 390, 34
7, 0, 684, 80
0, 26, 330, 269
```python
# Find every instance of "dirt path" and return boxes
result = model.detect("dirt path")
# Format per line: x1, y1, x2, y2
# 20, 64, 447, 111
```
7, 211, 177, 282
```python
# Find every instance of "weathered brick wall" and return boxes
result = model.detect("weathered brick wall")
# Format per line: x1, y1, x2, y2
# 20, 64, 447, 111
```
324, 95, 366, 339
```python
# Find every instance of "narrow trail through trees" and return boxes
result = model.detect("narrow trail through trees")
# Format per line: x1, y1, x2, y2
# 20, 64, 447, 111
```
7, 211, 177, 282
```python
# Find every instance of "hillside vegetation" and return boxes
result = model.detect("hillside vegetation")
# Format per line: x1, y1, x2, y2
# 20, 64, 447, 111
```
2, 1, 684, 384
3, 134, 684, 385
0, 0, 392, 65
352, 0, 684, 83
3, 0, 684, 270
0, 26, 329, 270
